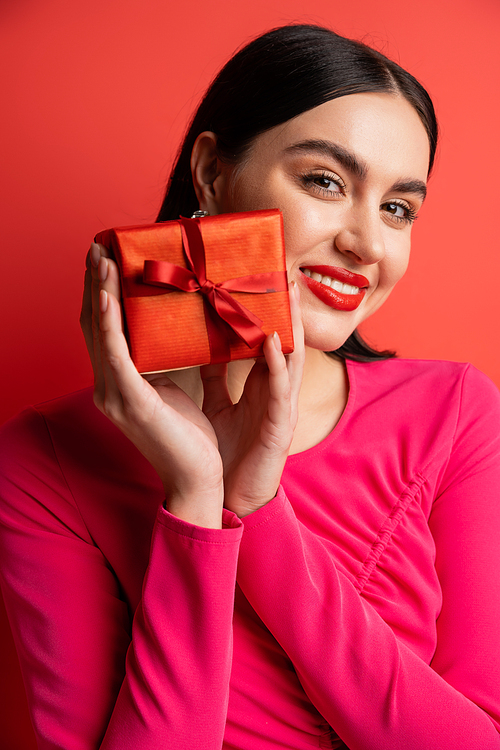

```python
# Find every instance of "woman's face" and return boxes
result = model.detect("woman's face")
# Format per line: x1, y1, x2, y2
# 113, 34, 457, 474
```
218, 92, 430, 351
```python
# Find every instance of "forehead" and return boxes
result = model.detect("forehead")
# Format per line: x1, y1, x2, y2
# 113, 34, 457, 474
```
250, 92, 430, 182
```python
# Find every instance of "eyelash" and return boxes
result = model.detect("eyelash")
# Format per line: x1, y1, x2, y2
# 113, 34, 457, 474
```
382, 201, 419, 226
300, 171, 419, 226
300, 171, 345, 196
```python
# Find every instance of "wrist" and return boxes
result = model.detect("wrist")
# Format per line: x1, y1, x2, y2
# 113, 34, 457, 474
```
165, 483, 224, 529
225, 484, 280, 518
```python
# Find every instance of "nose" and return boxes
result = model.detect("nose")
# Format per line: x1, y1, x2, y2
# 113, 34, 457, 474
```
334, 207, 386, 266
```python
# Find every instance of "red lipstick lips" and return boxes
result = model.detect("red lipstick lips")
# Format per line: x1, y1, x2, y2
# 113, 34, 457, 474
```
301, 265, 368, 311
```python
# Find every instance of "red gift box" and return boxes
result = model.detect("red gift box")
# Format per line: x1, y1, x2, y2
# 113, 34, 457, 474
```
95, 209, 293, 373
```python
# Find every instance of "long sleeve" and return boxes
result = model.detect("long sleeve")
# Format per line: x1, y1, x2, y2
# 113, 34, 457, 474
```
236, 364, 500, 750
0, 404, 242, 750
101, 509, 242, 749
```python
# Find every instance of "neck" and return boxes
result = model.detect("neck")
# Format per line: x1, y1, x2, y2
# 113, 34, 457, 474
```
290, 347, 348, 453
167, 346, 349, 455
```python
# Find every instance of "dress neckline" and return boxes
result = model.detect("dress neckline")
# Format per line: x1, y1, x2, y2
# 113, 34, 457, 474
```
285, 357, 359, 465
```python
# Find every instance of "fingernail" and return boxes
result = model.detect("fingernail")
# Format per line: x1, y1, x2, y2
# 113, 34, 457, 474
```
98, 257, 108, 282
273, 331, 281, 352
291, 281, 300, 300
90, 242, 100, 268
99, 289, 108, 313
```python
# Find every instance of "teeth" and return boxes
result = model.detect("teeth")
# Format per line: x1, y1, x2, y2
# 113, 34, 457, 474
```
302, 268, 360, 295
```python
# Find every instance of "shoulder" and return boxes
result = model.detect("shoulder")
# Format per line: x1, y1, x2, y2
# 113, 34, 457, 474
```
0, 387, 163, 556
0, 388, 151, 527
0, 389, 103, 537
0, 387, 139, 473
346, 358, 500, 468
341, 358, 500, 511
349, 355, 481, 384
0, 388, 90, 471
348, 357, 499, 414
0, 388, 110, 473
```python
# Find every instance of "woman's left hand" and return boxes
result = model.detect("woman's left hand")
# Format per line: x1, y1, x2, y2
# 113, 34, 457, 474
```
201, 282, 304, 518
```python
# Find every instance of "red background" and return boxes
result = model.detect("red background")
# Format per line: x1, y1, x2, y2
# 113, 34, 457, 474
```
1, 0, 499, 745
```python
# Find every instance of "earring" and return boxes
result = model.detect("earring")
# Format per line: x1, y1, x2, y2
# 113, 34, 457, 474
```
191, 210, 209, 218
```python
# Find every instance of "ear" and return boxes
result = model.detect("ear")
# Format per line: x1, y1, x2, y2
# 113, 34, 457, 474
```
190, 131, 229, 215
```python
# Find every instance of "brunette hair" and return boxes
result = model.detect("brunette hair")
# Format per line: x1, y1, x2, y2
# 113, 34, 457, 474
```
157, 24, 438, 362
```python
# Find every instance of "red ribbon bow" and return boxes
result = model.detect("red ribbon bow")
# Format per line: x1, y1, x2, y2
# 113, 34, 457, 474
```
142, 216, 287, 364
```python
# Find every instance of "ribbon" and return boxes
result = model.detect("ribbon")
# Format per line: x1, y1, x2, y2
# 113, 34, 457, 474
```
142, 216, 287, 364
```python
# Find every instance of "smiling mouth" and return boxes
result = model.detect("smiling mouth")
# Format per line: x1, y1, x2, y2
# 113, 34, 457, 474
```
300, 266, 368, 311
302, 268, 361, 295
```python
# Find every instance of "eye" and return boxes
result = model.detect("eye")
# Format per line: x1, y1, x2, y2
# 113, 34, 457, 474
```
300, 171, 346, 197
381, 200, 418, 226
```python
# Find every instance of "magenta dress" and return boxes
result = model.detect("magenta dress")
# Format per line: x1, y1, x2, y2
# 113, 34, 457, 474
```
0, 358, 499, 749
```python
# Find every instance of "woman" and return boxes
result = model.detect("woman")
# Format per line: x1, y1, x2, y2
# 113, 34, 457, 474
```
1, 24, 499, 750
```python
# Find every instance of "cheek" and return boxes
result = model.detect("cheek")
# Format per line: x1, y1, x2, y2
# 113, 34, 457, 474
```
227, 164, 281, 214
395, 247, 411, 285
358, 236, 412, 324
281, 201, 337, 272
382, 236, 411, 288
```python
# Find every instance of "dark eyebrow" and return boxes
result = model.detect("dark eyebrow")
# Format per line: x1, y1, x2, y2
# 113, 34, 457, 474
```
283, 139, 368, 180
390, 179, 427, 203
283, 138, 427, 202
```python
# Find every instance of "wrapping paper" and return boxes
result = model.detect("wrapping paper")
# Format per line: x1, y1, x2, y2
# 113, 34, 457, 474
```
95, 209, 293, 372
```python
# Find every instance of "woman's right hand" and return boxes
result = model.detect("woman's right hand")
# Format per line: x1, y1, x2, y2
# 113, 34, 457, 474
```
80, 242, 225, 529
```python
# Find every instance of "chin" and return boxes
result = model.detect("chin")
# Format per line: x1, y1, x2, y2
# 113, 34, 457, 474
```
303, 327, 353, 353
300, 297, 370, 353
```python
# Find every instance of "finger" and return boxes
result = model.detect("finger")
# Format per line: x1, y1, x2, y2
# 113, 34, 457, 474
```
200, 363, 233, 417
260, 282, 305, 433
81, 242, 109, 383
100, 255, 122, 310
262, 331, 292, 431
91, 246, 106, 401
91, 241, 111, 313
96, 257, 121, 405
93, 251, 123, 403
98, 289, 147, 421
285, 281, 305, 411
80, 255, 94, 369
92, 241, 111, 261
